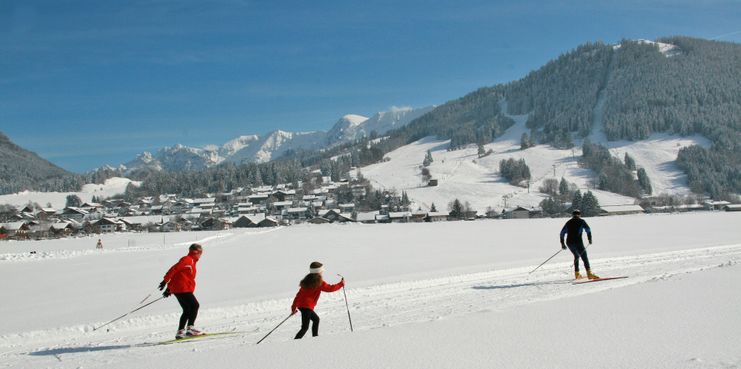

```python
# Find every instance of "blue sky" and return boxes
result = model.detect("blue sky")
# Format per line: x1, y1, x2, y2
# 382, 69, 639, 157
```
1, 0, 740, 172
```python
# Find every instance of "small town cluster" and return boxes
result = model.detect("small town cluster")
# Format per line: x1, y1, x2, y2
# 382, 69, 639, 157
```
1, 178, 739, 241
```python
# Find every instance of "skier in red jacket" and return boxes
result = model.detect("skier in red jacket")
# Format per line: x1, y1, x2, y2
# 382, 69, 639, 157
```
291, 261, 344, 339
159, 243, 205, 339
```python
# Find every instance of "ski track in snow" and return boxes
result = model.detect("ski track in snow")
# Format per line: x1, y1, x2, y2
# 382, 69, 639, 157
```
3, 243, 740, 368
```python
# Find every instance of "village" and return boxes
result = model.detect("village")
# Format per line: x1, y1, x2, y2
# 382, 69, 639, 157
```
1, 173, 740, 242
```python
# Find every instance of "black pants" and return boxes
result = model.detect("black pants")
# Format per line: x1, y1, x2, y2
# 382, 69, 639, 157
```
174, 293, 199, 330
566, 241, 590, 272
294, 308, 320, 339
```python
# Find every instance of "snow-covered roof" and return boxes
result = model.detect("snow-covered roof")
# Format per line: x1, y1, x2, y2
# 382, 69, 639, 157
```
272, 201, 293, 207
0, 222, 28, 230
287, 207, 308, 213
355, 211, 379, 222
389, 211, 412, 218
427, 212, 449, 217
600, 204, 645, 213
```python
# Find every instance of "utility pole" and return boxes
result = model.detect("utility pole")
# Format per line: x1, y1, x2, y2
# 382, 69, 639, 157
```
552, 164, 556, 177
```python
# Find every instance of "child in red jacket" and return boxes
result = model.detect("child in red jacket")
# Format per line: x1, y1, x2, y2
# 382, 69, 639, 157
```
291, 261, 344, 339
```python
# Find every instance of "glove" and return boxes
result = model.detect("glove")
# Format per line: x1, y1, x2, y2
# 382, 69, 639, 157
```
291, 307, 297, 315
561, 242, 566, 250
588, 237, 593, 245
158, 281, 167, 291
163, 288, 171, 298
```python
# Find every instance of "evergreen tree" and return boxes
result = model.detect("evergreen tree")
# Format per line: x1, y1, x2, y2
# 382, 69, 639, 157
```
559, 177, 571, 196
423, 150, 434, 167
448, 199, 464, 219
477, 143, 486, 158
637, 168, 652, 195
572, 190, 583, 212
624, 153, 636, 170
430, 203, 437, 212
66, 194, 82, 208
581, 191, 600, 216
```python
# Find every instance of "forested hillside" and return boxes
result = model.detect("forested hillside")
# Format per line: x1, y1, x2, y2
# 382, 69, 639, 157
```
0, 132, 84, 194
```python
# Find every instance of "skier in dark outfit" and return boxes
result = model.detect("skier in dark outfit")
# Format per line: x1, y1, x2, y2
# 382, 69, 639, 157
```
560, 210, 599, 280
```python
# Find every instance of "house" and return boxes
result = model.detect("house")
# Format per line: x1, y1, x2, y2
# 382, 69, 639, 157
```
29, 224, 52, 239
389, 211, 412, 223
308, 217, 331, 224
428, 179, 439, 186
258, 217, 279, 227
50, 222, 75, 237
598, 204, 645, 216
338, 203, 355, 213
355, 211, 379, 224
285, 207, 311, 220
723, 204, 741, 212
704, 200, 731, 211
1, 222, 31, 239
248, 194, 270, 205
94, 218, 122, 233
425, 212, 449, 222
272, 190, 296, 202
351, 185, 367, 197
233, 214, 265, 228
61, 207, 89, 222
410, 211, 427, 223
506, 206, 531, 219
375, 214, 390, 223
36, 208, 58, 221
318, 209, 353, 223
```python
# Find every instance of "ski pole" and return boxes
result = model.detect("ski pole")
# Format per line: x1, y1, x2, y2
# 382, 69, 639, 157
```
529, 249, 563, 274
138, 287, 160, 305
338, 274, 353, 332
256, 313, 294, 345
93, 297, 165, 331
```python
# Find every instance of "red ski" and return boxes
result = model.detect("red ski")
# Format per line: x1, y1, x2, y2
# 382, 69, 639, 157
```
572, 276, 628, 285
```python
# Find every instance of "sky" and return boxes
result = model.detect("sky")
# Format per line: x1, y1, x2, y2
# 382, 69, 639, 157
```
1, 0, 740, 173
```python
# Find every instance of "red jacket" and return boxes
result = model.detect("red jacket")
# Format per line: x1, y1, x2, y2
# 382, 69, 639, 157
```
291, 280, 344, 311
163, 252, 199, 294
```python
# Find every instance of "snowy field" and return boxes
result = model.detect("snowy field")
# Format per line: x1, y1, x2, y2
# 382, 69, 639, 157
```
1, 212, 740, 369
361, 107, 710, 213
0, 177, 139, 209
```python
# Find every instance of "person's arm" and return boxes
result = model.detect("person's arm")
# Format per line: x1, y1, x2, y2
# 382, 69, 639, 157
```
163, 257, 190, 283
320, 279, 344, 292
560, 225, 568, 248
582, 220, 592, 244
291, 289, 301, 314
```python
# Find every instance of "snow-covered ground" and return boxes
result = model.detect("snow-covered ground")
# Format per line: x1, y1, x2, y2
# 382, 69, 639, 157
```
1, 212, 740, 369
362, 105, 711, 213
0, 177, 139, 209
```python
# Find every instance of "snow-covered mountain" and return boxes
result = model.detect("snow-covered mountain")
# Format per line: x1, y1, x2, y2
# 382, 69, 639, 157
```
121, 106, 434, 172
326, 106, 435, 145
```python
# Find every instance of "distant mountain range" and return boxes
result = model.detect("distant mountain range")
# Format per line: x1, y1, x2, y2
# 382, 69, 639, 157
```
121, 105, 434, 173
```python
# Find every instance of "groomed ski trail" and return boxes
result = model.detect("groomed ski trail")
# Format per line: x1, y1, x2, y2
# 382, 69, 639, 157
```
3, 243, 740, 368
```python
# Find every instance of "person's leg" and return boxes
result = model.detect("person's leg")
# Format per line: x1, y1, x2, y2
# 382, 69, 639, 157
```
309, 310, 320, 337
566, 243, 580, 272
294, 308, 311, 339
174, 293, 190, 330
185, 293, 200, 327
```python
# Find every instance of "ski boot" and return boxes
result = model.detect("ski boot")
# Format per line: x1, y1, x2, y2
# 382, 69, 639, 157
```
587, 270, 600, 280
175, 329, 186, 340
574, 271, 583, 280
186, 326, 206, 337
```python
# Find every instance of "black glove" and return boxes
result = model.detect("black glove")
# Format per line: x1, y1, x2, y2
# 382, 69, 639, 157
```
561, 242, 566, 250
158, 281, 167, 291
588, 237, 593, 245
163, 288, 171, 298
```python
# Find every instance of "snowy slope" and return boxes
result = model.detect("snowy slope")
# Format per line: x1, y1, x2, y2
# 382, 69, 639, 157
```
0, 177, 139, 208
361, 99, 711, 212
1, 212, 740, 369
